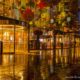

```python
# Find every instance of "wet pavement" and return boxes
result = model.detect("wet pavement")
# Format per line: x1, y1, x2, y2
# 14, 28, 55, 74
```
0, 54, 80, 80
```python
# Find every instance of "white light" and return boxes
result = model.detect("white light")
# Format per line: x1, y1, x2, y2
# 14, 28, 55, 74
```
67, 17, 71, 22
50, 19, 54, 23
39, 39, 43, 42
10, 36, 13, 41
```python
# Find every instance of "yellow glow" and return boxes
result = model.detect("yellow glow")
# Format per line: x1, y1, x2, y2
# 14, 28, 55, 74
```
19, 71, 24, 80
59, 38, 62, 42
60, 11, 66, 18
10, 36, 13, 41
29, 21, 33, 25
35, 20, 41, 27
4, 32, 9, 36
62, 22, 66, 26
41, 13, 50, 20
0, 25, 24, 29
0, 24, 27, 54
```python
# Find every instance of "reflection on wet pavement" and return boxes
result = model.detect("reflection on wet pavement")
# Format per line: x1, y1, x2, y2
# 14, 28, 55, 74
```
0, 54, 80, 80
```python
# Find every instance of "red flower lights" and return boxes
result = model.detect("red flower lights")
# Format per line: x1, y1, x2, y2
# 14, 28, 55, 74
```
37, 1, 47, 9
20, 8, 34, 21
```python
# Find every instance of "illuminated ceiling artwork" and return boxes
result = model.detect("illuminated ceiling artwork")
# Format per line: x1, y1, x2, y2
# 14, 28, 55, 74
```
0, 0, 78, 29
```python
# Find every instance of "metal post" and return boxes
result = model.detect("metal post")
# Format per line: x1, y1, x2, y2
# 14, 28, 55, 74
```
36, 35, 40, 50
53, 30, 56, 73
13, 20, 15, 79
61, 40, 63, 67
28, 23, 30, 52
68, 33, 72, 66
73, 34, 76, 64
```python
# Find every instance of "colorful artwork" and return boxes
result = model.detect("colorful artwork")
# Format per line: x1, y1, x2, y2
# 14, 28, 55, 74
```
0, 0, 76, 29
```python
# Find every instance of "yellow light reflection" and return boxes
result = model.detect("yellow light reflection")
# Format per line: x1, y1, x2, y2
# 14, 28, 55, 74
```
0, 24, 27, 54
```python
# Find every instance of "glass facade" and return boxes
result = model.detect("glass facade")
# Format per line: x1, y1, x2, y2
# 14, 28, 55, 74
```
0, 17, 28, 80
0, 19, 27, 54
0, 0, 80, 80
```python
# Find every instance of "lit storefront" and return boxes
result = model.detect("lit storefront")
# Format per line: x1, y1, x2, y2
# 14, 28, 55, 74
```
0, 0, 28, 54
0, 17, 28, 80
0, 2, 28, 78
0, 24, 27, 54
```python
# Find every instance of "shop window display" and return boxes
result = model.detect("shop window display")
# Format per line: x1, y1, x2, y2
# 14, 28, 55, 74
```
0, 19, 27, 54
0, 16, 28, 79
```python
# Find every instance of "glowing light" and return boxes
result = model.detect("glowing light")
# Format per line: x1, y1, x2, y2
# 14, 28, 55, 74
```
67, 17, 71, 22
29, 21, 33, 25
59, 38, 62, 42
10, 36, 13, 41
4, 32, 9, 36
41, 13, 49, 20
39, 38, 43, 42
50, 19, 54, 23
19, 38, 22, 43
19, 71, 23, 80
61, 11, 66, 18
10, 55, 13, 63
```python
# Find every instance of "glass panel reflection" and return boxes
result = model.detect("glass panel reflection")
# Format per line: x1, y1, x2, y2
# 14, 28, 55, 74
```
0, 24, 27, 54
